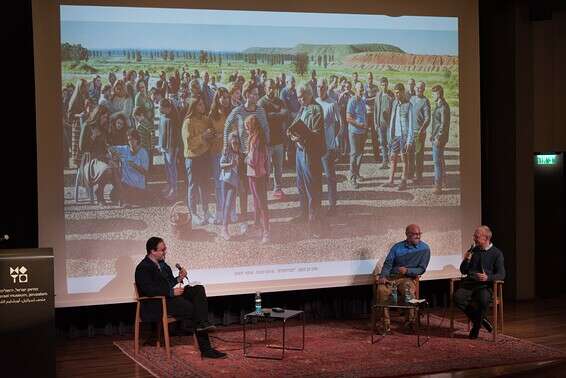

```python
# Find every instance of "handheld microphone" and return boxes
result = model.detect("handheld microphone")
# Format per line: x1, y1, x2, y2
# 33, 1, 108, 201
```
465, 243, 475, 261
175, 263, 187, 283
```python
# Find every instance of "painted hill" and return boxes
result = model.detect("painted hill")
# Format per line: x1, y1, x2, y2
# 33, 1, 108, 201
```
242, 43, 404, 61
343, 52, 458, 72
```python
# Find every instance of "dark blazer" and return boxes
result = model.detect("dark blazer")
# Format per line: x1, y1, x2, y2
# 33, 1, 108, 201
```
135, 256, 176, 321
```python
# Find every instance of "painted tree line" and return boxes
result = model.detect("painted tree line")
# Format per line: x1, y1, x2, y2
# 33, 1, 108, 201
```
62, 43, 336, 69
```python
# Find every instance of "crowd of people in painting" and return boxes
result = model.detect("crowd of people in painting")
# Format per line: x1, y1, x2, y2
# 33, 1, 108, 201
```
63, 67, 452, 243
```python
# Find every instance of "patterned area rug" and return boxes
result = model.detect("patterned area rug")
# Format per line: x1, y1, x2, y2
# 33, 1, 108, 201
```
114, 316, 565, 377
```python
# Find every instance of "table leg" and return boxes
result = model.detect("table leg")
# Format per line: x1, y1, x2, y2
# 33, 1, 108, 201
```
243, 317, 247, 356
417, 307, 421, 347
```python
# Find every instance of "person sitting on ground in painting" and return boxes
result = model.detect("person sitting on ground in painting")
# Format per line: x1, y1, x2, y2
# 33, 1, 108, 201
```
109, 129, 149, 207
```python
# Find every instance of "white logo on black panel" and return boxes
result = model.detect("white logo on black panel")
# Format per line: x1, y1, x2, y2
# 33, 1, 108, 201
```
9, 266, 28, 283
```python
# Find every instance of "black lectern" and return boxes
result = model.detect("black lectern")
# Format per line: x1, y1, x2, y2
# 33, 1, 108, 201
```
0, 248, 55, 377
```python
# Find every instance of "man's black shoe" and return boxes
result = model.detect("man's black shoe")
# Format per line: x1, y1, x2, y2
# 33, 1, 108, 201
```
469, 323, 480, 339
196, 322, 216, 332
481, 317, 493, 333
201, 348, 227, 359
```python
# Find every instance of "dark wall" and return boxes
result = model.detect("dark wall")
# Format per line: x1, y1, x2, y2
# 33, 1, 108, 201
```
479, 0, 519, 299
0, 0, 37, 249
534, 155, 565, 296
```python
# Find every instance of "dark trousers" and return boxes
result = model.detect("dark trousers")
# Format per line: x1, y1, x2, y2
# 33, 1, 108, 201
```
406, 148, 416, 179
453, 284, 492, 325
321, 149, 337, 208
166, 284, 209, 324
185, 154, 210, 216
166, 284, 212, 351
349, 131, 367, 178
414, 133, 426, 180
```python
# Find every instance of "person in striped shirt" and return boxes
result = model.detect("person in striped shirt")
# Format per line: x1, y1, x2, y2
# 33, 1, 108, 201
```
223, 81, 270, 234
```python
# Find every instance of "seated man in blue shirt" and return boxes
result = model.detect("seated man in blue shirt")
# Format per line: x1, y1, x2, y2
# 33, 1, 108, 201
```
376, 224, 431, 332
109, 129, 149, 207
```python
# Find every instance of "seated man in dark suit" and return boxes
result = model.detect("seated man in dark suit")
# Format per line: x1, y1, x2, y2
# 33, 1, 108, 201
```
135, 236, 226, 358
453, 225, 505, 339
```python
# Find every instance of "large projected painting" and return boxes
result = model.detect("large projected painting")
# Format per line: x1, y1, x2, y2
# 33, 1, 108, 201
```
60, 5, 462, 301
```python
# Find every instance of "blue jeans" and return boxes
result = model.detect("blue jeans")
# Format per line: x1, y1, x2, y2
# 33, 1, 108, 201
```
184, 154, 210, 216
296, 147, 322, 222
321, 149, 337, 208
270, 144, 284, 191
377, 127, 389, 163
349, 130, 367, 178
432, 142, 446, 186
163, 150, 178, 195
211, 153, 223, 222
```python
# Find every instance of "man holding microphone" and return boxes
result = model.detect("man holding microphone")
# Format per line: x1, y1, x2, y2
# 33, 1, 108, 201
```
135, 237, 226, 358
453, 226, 506, 339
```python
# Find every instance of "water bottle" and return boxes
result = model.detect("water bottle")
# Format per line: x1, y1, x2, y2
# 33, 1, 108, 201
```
255, 291, 262, 314
390, 282, 398, 303
405, 286, 413, 302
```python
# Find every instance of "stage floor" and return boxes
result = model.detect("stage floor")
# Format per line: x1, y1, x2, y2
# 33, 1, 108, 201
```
56, 295, 566, 377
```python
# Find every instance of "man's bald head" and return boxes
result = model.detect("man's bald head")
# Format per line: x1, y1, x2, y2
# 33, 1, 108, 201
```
405, 224, 422, 245
473, 225, 492, 249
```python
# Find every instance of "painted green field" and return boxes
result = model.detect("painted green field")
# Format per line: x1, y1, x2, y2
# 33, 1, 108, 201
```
61, 57, 459, 108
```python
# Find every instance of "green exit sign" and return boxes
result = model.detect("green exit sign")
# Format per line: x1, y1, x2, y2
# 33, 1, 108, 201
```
536, 154, 558, 166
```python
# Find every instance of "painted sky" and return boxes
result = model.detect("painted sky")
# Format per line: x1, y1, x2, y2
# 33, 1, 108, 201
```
60, 6, 458, 56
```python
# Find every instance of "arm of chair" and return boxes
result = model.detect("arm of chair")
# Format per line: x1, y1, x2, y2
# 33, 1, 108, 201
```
493, 280, 504, 294
136, 295, 169, 321
137, 295, 167, 301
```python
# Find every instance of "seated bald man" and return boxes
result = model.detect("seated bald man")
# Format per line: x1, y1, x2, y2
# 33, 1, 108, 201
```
453, 225, 505, 339
375, 224, 431, 332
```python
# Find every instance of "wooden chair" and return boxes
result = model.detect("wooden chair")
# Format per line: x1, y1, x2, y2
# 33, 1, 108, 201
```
372, 276, 420, 327
134, 283, 179, 359
449, 278, 504, 341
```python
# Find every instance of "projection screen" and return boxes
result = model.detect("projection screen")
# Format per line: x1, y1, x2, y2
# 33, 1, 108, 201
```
33, 0, 481, 307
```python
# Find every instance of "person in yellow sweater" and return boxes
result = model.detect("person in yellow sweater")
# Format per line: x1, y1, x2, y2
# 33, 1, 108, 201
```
182, 97, 215, 226
208, 87, 233, 225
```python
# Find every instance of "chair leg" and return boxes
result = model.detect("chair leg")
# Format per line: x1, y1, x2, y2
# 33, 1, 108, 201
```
134, 304, 141, 355
499, 285, 504, 333
134, 320, 140, 355
156, 322, 162, 348
163, 317, 171, 360
493, 297, 498, 342
449, 281, 454, 337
